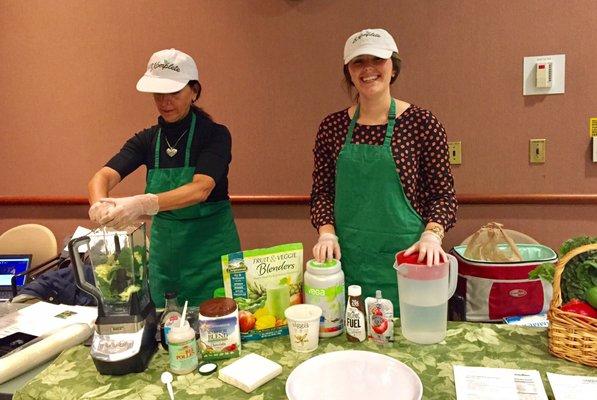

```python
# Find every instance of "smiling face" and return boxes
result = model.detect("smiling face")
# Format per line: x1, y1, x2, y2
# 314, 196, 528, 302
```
152, 84, 198, 123
347, 55, 394, 100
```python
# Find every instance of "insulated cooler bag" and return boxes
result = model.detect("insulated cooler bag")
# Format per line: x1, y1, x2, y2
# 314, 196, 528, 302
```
450, 244, 558, 322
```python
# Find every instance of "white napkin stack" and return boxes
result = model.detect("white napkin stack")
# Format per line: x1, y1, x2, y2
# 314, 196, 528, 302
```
218, 353, 283, 393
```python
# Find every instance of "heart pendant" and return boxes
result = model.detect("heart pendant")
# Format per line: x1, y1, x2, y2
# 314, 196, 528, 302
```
166, 147, 177, 157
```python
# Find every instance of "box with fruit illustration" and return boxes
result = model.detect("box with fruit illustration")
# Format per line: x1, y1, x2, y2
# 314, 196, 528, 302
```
221, 243, 303, 341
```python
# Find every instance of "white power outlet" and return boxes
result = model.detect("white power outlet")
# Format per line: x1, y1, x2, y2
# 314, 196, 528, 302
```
593, 137, 597, 162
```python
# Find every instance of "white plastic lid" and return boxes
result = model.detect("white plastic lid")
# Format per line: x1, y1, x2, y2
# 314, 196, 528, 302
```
348, 285, 361, 297
169, 321, 190, 332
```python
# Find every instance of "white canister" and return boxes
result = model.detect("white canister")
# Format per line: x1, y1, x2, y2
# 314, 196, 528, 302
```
167, 321, 198, 375
303, 259, 345, 337
198, 298, 241, 361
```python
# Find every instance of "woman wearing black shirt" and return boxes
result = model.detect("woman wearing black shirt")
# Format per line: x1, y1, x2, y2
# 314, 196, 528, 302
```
88, 48, 240, 307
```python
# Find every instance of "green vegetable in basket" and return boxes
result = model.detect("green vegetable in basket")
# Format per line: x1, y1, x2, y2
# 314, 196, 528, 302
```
586, 286, 597, 309
559, 236, 597, 303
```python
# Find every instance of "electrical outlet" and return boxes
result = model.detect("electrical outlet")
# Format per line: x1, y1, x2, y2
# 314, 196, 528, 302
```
593, 137, 597, 162
448, 141, 462, 165
530, 139, 546, 163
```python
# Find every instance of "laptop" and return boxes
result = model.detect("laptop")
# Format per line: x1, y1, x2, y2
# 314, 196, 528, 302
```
0, 254, 32, 301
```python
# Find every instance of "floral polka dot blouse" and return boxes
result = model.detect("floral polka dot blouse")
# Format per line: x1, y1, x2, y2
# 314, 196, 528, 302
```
310, 104, 457, 231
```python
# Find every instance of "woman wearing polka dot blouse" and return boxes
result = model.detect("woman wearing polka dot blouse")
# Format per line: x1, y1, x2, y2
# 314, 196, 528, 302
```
310, 29, 457, 311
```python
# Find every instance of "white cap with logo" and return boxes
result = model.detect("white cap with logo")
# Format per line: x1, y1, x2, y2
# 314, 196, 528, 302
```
343, 29, 399, 65
136, 48, 198, 93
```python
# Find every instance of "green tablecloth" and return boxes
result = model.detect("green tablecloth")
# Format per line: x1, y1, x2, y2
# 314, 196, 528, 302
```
14, 320, 596, 400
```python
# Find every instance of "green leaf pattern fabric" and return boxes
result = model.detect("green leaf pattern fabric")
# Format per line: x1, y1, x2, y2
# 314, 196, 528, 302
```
14, 321, 596, 400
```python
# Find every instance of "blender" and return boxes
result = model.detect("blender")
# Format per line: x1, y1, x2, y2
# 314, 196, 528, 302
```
69, 223, 157, 375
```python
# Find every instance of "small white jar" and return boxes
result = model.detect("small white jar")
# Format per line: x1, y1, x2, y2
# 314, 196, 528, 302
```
167, 321, 198, 375
303, 259, 345, 337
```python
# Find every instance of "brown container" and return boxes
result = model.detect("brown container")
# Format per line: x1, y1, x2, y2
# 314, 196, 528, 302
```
547, 243, 597, 367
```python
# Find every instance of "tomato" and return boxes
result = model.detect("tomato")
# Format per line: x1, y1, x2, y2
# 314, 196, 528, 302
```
586, 287, 597, 309
561, 298, 597, 318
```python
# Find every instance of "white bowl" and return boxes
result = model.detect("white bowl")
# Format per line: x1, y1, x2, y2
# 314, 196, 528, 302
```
286, 350, 423, 400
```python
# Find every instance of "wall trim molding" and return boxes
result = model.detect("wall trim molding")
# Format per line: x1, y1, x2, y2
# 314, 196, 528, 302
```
1, 194, 596, 206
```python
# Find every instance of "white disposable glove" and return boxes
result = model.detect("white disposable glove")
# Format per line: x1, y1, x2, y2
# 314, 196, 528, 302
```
99, 193, 159, 229
313, 233, 341, 262
404, 231, 447, 266
88, 201, 114, 224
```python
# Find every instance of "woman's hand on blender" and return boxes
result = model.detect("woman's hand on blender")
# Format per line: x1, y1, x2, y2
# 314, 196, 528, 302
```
99, 193, 159, 229
313, 233, 341, 262
404, 231, 447, 266
88, 201, 114, 225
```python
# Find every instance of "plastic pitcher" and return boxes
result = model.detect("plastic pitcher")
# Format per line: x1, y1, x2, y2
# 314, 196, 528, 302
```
393, 251, 458, 344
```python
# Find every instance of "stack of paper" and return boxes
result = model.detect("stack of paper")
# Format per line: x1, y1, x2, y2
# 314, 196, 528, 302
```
0, 301, 97, 338
218, 353, 282, 393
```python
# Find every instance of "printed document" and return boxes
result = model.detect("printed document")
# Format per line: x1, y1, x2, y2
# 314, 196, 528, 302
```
547, 372, 597, 400
453, 365, 548, 400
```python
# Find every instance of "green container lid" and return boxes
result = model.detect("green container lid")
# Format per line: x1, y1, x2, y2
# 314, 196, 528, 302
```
306, 259, 341, 271
213, 287, 226, 298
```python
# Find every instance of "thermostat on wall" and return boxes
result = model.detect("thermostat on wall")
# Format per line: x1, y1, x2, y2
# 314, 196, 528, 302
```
523, 54, 565, 95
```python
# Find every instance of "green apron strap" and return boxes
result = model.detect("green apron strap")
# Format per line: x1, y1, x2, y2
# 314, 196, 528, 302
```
383, 98, 396, 147
154, 128, 161, 169
152, 112, 197, 169
345, 98, 396, 147
345, 106, 360, 145
184, 112, 196, 167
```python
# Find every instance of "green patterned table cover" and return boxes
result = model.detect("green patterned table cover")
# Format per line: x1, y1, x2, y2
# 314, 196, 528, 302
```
14, 320, 596, 400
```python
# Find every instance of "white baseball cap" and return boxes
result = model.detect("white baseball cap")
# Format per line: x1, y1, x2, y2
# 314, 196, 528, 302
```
343, 29, 399, 65
136, 48, 198, 93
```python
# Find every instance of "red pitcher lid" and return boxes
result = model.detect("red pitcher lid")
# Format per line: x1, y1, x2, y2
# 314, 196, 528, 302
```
395, 250, 448, 280
396, 250, 427, 265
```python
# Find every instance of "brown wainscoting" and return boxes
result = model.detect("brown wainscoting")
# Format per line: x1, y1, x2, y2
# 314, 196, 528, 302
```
1, 194, 597, 206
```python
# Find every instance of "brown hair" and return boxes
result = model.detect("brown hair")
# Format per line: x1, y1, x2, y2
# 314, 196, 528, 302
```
342, 52, 401, 101
188, 80, 212, 120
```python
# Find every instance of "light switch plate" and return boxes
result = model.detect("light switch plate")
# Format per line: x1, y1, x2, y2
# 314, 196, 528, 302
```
530, 139, 546, 163
593, 137, 597, 162
448, 141, 462, 165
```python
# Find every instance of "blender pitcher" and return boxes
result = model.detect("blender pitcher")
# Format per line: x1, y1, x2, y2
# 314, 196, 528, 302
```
69, 224, 157, 375
393, 251, 458, 344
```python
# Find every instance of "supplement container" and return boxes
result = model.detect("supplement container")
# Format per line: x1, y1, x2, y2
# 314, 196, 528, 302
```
167, 321, 198, 375
198, 298, 241, 361
304, 259, 345, 337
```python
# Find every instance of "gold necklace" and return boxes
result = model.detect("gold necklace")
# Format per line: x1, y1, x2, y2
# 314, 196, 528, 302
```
164, 129, 189, 157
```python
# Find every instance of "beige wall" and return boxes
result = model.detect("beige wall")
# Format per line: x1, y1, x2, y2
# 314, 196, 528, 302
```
1, 1, 596, 254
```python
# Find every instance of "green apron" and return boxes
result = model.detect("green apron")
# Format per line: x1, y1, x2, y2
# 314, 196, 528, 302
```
334, 99, 425, 314
146, 112, 241, 308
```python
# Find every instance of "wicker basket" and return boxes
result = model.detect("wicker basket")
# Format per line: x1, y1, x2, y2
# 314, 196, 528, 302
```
547, 243, 597, 367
